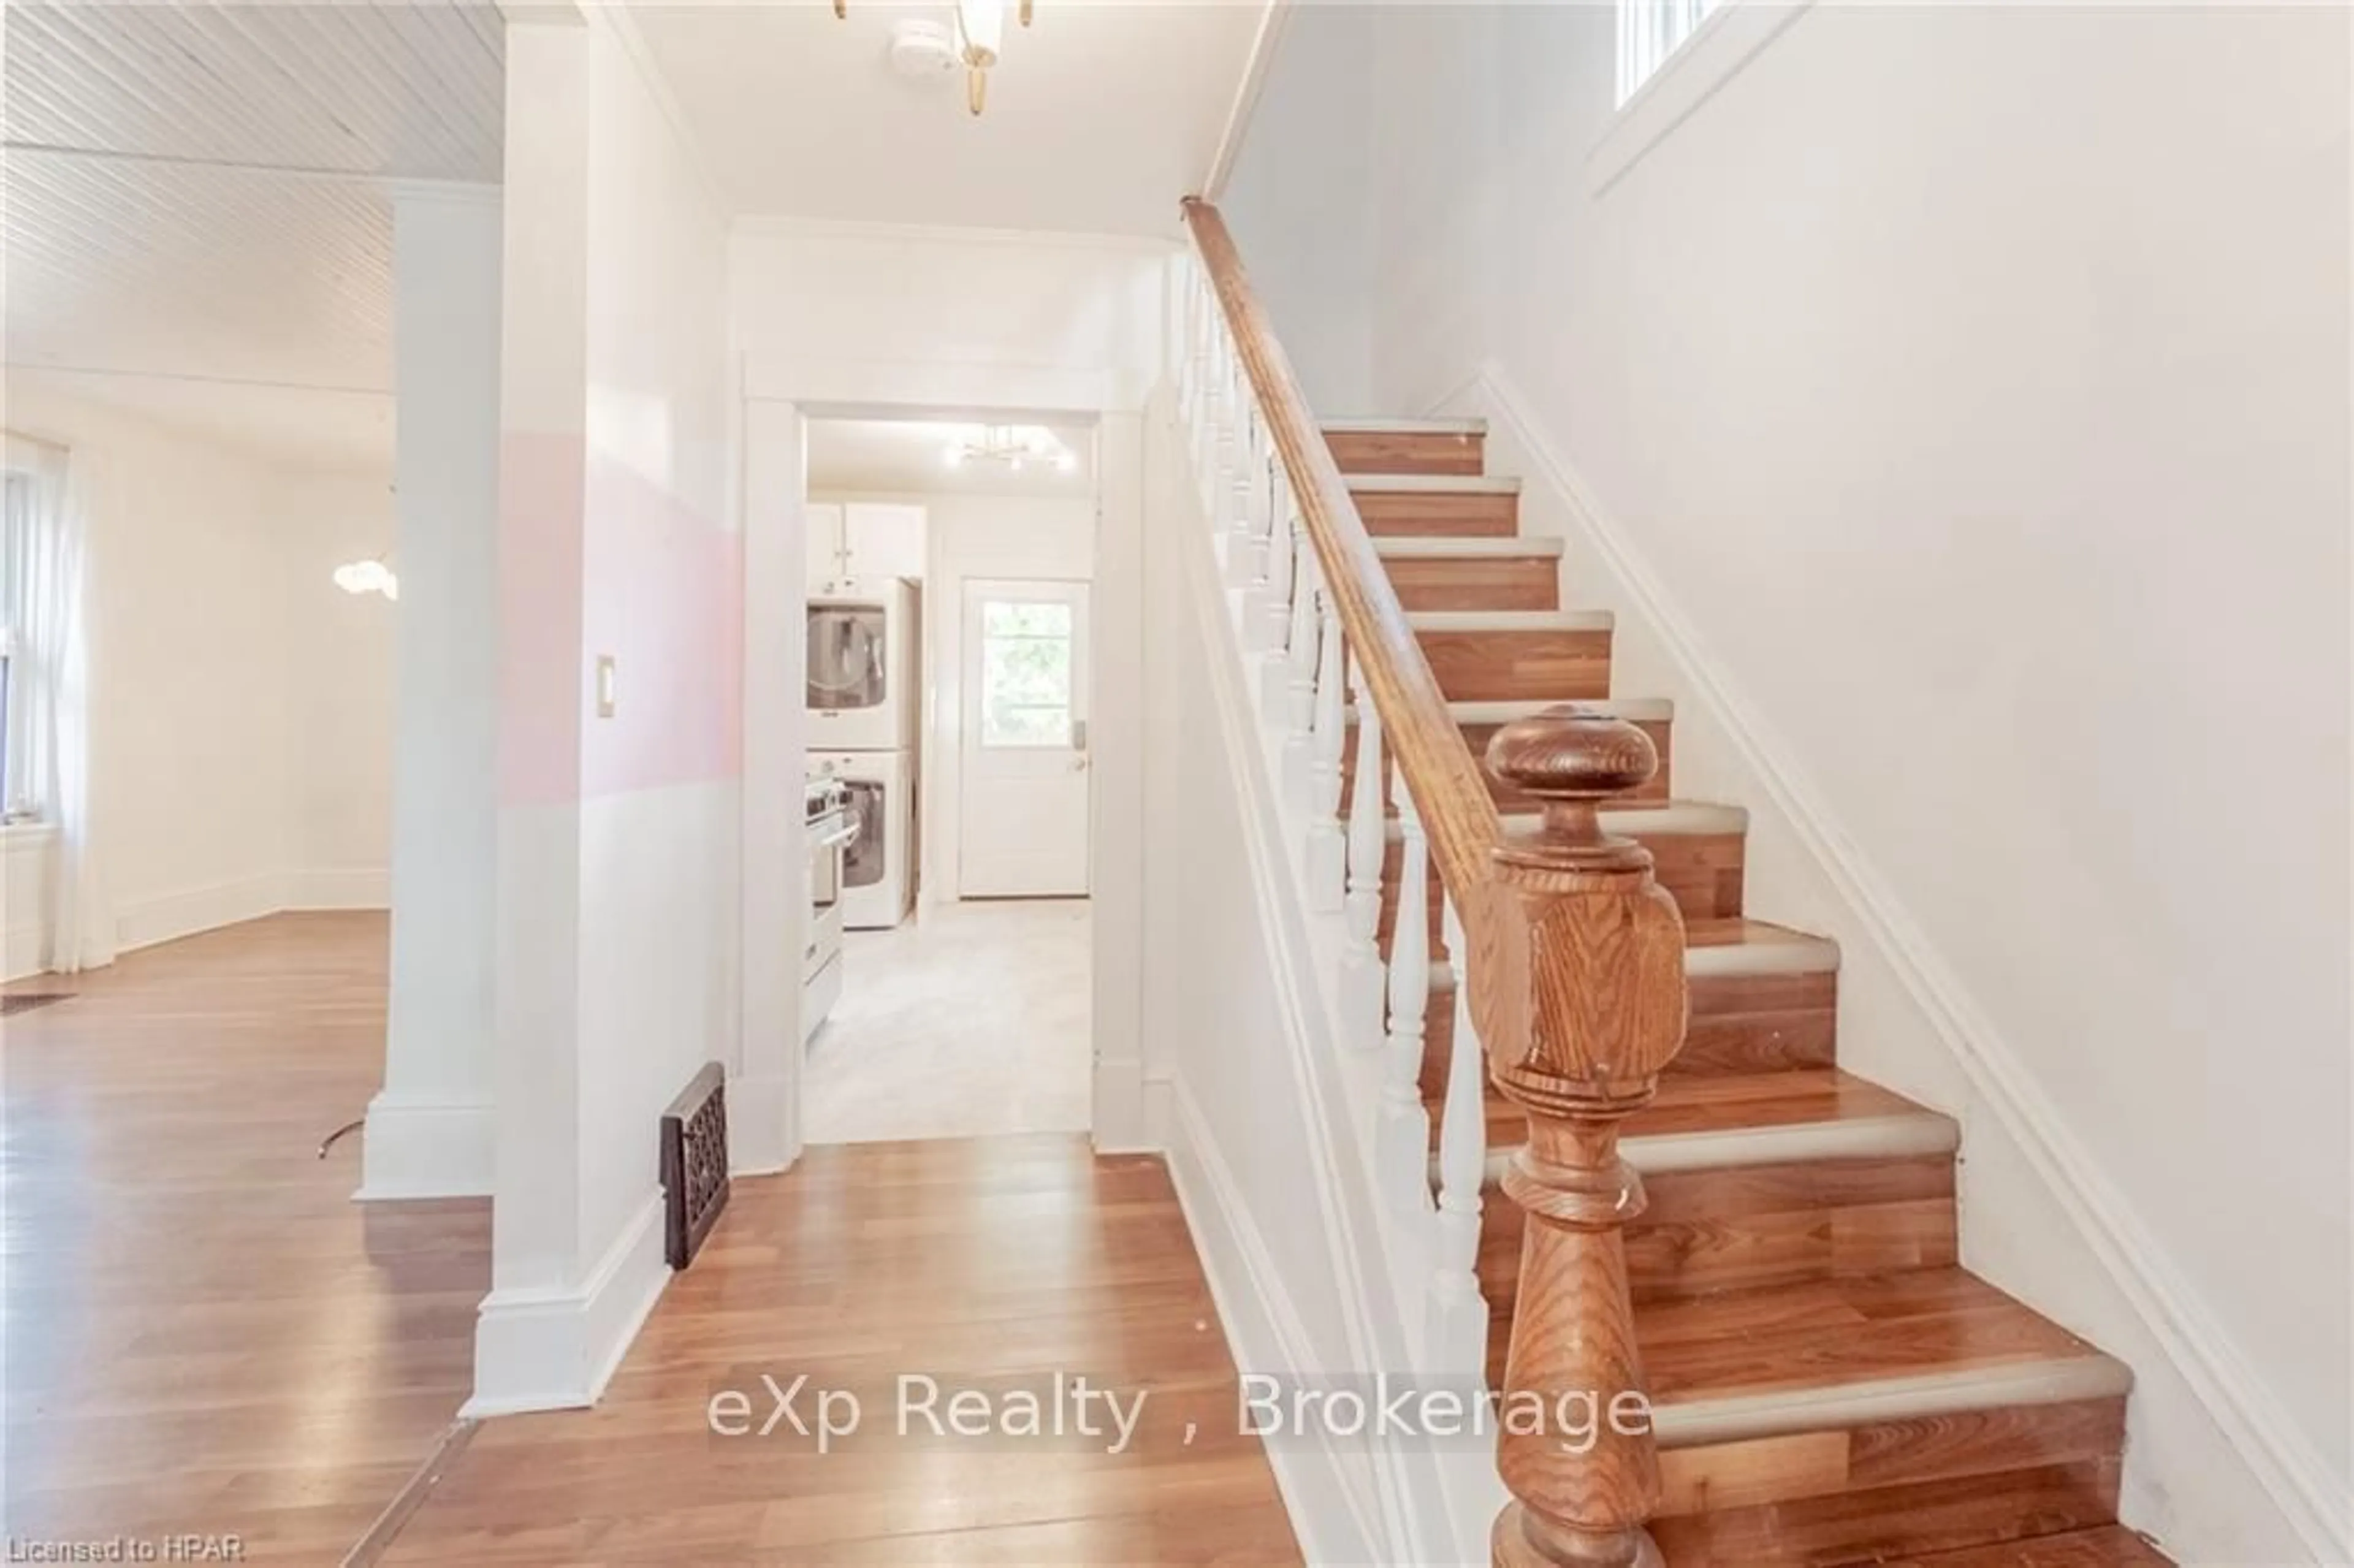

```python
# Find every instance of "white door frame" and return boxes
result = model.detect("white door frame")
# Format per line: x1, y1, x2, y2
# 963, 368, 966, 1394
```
735, 395, 1151, 1171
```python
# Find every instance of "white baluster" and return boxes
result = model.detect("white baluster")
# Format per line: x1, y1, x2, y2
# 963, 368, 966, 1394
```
1340, 661, 1387, 1041
1305, 600, 1346, 911
1226, 407, 1262, 588
1426, 892, 1490, 1374
1281, 554, 1320, 802
1183, 273, 1208, 434
1254, 468, 1294, 656
1198, 324, 1229, 517
1211, 371, 1240, 544
1377, 764, 1434, 1214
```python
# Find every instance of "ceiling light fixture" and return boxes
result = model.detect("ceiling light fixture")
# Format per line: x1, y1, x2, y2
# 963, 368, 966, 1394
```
940, 425, 1078, 473
332, 558, 399, 601
837, 0, 1033, 116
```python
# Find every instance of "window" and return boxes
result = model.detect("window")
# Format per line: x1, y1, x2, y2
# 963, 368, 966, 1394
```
977, 599, 1075, 748
1, 471, 31, 821
1618, 0, 1723, 104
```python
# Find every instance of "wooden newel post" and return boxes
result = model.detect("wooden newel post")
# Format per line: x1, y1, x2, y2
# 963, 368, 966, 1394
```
1471, 706, 1689, 1568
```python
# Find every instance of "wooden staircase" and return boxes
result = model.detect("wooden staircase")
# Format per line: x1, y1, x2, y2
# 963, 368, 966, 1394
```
1327, 418, 2170, 1567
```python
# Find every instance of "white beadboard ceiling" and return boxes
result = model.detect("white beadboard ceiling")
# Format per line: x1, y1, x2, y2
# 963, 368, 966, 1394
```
2, 1, 503, 468
4, 2, 1259, 468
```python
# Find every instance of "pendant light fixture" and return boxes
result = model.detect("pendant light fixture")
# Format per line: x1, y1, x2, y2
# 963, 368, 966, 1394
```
834, 0, 1033, 116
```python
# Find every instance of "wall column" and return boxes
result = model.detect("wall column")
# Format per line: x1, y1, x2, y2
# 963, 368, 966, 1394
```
357, 182, 503, 1201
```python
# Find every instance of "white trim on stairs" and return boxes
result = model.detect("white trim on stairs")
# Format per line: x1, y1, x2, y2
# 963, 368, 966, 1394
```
1430, 925, 1842, 991
1344, 473, 1521, 494
1655, 1353, 2137, 1449
1472, 1105, 1960, 1187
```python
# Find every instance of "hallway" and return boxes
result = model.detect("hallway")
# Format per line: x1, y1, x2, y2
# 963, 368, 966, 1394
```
384, 1134, 1302, 1565
804, 898, 1092, 1144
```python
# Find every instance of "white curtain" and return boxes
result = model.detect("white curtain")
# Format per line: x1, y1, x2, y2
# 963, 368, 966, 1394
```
6, 434, 112, 972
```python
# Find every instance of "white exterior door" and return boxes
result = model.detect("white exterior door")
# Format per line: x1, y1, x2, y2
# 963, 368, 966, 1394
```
958, 579, 1091, 898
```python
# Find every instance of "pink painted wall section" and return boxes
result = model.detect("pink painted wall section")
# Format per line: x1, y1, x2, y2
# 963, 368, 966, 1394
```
500, 431, 587, 806
581, 451, 744, 798
500, 432, 744, 805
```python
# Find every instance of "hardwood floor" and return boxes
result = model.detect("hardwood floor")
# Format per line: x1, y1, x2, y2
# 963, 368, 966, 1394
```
384, 1135, 1303, 1566
1, 913, 490, 1564
4, 916, 1298, 1566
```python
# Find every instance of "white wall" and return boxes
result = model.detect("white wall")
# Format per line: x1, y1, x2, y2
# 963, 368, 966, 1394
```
1217, 4, 1378, 416
1223, 6, 2351, 1559
474, 9, 740, 1415
281, 469, 397, 907
811, 485, 1096, 902
6, 378, 396, 954
732, 221, 1170, 413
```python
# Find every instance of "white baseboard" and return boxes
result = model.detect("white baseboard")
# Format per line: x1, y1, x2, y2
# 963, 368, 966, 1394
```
463, 1194, 672, 1417
1090, 1053, 1155, 1154
726, 1070, 794, 1177
4, 918, 44, 982
113, 873, 286, 954
1161, 1079, 1386, 1567
109, 867, 389, 956
284, 866, 391, 910
354, 1092, 495, 1201
1447, 360, 2349, 1564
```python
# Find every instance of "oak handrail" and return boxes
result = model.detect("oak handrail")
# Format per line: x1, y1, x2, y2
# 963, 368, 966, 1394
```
1184, 197, 1692, 1568
1182, 198, 1504, 904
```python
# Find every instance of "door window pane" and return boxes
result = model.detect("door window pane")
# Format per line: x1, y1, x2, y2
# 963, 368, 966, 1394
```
978, 598, 1073, 748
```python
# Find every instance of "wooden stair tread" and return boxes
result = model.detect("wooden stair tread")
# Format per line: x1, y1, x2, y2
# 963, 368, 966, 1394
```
1319, 416, 1487, 433
1634, 1267, 2125, 1417
1433, 918, 1836, 983
1881, 1525, 2173, 1566
1684, 917, 1840, 969
1635, 1068, 1932, 1143
1371, 534, 1561, 557
1395, 799, 1744, 842
1350, 696, 1674, 723
1320, 421, 1488, 479
1343, 471, 1520, 493
1466, 1067, 1948, 1161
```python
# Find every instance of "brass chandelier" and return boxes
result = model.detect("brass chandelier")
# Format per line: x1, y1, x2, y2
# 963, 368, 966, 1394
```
836, 0, 1034, 115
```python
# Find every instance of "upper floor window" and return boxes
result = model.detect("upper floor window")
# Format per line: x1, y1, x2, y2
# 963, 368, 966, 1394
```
1618, 0, 1723, 104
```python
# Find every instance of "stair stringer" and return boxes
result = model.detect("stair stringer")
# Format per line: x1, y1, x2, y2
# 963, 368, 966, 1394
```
1141, 385, 1476, 1565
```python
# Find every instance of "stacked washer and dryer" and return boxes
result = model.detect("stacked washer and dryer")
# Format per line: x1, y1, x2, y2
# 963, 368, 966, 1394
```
806, 577, 921, 931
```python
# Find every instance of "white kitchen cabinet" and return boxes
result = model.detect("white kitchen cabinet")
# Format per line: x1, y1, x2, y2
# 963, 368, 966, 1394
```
844, 504, 927, 579
805, 501, 926, 590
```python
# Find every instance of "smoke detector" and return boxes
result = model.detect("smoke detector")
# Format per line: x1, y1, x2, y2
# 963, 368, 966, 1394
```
887, 19, 959, 82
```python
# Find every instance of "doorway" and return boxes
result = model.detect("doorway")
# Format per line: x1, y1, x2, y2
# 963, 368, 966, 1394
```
782, 413, 1103, 1149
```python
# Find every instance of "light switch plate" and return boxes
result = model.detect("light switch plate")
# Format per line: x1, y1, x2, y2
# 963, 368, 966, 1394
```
595, 655, 617, 718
